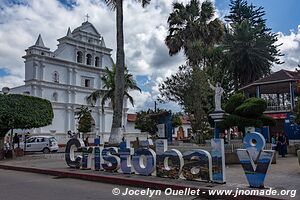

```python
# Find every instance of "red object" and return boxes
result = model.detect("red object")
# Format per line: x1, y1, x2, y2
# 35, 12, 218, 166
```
265, 113, 287, 119
127, 114, 137, 122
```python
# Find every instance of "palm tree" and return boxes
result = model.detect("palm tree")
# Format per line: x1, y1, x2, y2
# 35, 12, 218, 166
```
87, 65, 141, 131
165, 0, 224, 67
103, 0, 151, 144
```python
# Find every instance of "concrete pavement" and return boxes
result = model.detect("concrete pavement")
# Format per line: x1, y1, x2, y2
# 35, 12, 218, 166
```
0, 153, 299, 199
0, 169, 196, 200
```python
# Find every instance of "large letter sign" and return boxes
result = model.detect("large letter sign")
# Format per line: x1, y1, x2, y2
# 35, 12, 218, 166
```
156, 139, 183, 179
65, 138, 84, 169
65, 138, 225, 183
237, 132, 274, 188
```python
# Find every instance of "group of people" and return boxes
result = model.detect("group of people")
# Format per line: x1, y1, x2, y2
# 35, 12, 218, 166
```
4, 133, 29, 150
271, 132, 289, 157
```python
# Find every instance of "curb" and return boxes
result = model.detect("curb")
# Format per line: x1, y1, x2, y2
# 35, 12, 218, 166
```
0, 164, 281, 200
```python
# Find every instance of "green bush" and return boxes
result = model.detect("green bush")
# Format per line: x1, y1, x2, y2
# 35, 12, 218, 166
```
221, 114, 263, 130
224, 93, 246, 114
235, 98, 267, 118
0, 94, 54, 131
222, 94, 272, 131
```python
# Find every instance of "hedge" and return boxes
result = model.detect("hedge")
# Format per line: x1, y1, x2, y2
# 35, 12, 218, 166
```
0, 94, 53, 137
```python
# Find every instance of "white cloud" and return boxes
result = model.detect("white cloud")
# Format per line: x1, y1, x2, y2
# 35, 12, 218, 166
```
275, 25, 300, 71
0, 0, 186, 112
127, 90, 152, 112
2, 0, 298, 113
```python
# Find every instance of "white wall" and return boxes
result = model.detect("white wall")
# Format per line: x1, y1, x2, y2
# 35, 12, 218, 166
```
102, 54, 113, 68
125, 121, 141, 133
44, 63, 68, 84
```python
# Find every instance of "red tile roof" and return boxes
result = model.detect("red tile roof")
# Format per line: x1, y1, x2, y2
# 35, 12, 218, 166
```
127, 114, 137, 122
240, 69, 300, 90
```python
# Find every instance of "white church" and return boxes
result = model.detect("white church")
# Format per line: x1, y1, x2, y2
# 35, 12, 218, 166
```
11, 21, 142, 144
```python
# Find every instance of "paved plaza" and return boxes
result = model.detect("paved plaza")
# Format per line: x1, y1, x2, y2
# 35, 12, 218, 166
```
0, 152, 299, 199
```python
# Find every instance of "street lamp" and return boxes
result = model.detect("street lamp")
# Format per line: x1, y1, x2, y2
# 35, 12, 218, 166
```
2, 87, 10, 94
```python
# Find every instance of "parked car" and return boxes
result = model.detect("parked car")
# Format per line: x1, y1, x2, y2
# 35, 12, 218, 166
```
20, 136, 59, 154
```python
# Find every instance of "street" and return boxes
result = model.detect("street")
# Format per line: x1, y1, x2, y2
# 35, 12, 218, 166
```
0, 169, 198, 200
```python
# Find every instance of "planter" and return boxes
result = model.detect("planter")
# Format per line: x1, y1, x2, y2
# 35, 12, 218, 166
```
14, 148, 24, 157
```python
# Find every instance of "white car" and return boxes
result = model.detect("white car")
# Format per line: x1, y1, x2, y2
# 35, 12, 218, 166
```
20, 136, 59, 154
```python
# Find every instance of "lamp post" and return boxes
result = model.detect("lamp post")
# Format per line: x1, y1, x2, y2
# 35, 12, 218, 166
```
2, 87, 10, 95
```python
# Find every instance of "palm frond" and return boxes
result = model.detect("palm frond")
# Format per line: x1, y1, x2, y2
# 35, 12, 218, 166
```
124, 91, 135, 107
101, 92, 112, 112
135, 0, 151, 7
87, 90, 106, 106
103, 0, 117, 10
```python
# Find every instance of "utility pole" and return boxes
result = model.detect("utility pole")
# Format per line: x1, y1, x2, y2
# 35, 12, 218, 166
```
154, 101, 157, 112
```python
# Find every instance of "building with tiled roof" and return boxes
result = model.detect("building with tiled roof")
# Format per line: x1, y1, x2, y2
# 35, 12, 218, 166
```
240, 69, 300, 141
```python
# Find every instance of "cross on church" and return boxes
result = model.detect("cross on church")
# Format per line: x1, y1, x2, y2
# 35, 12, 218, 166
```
85, 14, 90, 22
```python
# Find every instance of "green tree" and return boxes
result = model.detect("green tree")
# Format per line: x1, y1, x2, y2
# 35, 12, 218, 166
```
0, 94, 53, 148
158, 65, 213, 135
87, 65, 141, 112
224, 0, 283, 90
165, 0, 224, 67
103, 0, 151, 144
135, 109, 182, 136
75, 106, 94, 138
135, 109, 160, 135
172, 113, 182, 129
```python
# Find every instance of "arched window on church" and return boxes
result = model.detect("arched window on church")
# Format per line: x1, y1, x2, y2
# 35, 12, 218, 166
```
52, 92, 58, 102
77, 51, 83, 63
86, 54, 92, 65
95, 57, 100, 67
53, 71, 59, 83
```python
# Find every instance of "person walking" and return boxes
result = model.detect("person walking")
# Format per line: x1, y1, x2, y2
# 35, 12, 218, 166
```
278, 133, 288, 157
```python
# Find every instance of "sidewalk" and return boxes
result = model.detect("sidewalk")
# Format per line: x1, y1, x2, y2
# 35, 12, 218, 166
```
0, 153, 299, 199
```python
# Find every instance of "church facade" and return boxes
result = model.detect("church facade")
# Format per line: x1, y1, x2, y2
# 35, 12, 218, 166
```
11, 21, 129, 144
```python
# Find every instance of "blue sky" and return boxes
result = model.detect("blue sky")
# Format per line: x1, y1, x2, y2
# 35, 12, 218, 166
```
0, 68, 9, 77
215, 0, 300, 34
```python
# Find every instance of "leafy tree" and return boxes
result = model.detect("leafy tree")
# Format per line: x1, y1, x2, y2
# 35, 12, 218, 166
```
0, 94, 53, 148
224, 0, 283, 90
135, 109, 160, 135
75, 106, 94, 138
159, 65, 213, 135
103, 0, 151, 144
172, 113, 182, 128
165, 0, 224, 67
87, 65, 141, 112
222, 93, 275, 131
162, 0, 230, 140
135, 109, 182, 136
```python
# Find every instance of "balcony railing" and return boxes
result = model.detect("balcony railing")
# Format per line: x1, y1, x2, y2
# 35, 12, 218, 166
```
265, 104, 292, 112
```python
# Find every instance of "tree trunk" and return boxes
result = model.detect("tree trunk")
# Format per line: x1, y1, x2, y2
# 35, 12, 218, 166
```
109, 0, 125, 144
